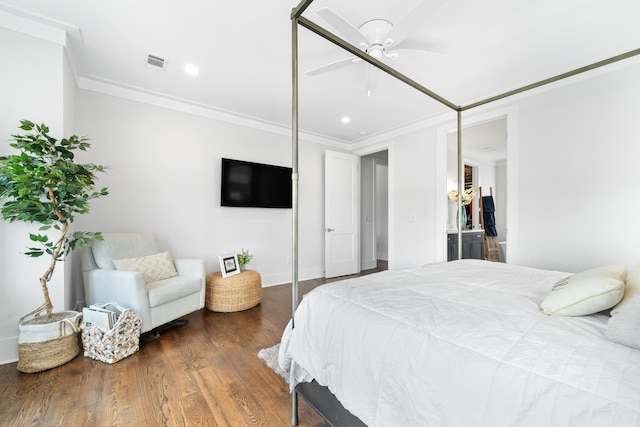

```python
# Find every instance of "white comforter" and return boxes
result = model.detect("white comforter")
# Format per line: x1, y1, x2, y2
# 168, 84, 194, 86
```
279, 260, 640, 427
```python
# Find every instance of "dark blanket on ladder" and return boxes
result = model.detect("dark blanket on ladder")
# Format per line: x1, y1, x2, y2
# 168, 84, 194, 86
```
482, 195, 500, 262
482, 196, 498, 237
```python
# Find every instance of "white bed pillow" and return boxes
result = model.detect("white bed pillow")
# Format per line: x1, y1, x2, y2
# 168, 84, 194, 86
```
611, 263, 640, 316
607, 295, 640, 349
113, 251, 178, 283
540, 265, 626, 316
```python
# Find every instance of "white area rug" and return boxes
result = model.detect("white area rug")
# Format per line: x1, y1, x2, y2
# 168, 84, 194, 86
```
257, 343, 289, 384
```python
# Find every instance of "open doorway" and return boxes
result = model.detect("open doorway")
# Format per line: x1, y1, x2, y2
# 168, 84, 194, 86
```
361, 150, 388, 271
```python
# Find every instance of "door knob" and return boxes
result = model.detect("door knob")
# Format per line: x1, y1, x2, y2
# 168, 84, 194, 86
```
326, 228, 335, 232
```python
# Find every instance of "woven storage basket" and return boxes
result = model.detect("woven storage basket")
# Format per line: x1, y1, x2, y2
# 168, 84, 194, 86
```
82, 302, 141, 364
17, 305, 82, 373
206, 270, 262, 312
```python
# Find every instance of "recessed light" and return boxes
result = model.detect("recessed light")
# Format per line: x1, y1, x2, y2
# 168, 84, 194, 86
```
341, 116, 351, 124
359, 131, 367, 136
184, 64, 199, 76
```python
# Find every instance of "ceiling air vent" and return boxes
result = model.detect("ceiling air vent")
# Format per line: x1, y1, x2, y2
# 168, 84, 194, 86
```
146, 53, 166, 70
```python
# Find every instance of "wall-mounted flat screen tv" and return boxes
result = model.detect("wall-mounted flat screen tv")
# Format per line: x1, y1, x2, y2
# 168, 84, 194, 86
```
221, 158, 292, 208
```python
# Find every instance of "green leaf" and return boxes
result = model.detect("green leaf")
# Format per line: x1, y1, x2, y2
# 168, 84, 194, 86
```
25, 249, 44, 257
28, 233, 48, 242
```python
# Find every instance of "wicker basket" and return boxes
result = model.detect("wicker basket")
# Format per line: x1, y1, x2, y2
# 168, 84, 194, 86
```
82, 303, 141, 364
206, 270, 262, 312
17, 306, 81, 373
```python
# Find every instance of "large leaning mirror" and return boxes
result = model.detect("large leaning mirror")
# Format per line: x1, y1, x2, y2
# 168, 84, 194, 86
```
446, 117, 507, 262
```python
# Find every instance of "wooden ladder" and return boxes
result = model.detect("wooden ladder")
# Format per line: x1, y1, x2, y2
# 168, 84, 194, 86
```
479, 187, 500, 262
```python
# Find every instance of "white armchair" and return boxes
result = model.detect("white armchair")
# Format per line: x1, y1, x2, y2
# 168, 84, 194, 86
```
81, 232, 206, 334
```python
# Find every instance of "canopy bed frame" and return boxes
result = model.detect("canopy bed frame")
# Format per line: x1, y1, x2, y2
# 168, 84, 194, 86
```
288, 1, 640, 425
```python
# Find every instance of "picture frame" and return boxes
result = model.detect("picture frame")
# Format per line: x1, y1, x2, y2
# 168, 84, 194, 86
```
219, 253, 240, 278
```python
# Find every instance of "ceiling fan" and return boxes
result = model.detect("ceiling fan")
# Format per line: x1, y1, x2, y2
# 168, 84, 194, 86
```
307, 0, 447, 95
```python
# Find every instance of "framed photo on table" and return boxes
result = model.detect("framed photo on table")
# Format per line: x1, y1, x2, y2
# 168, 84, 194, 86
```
219, 253, 240, 278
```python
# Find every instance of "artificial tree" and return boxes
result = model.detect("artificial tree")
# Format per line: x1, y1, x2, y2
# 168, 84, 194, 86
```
0, 120, 108, 317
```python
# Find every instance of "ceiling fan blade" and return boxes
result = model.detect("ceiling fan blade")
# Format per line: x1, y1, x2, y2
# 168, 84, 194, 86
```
394, 39, 448, 56
306, 57, 360, 76
386, 0, 447, 45
317, 8, 368, 46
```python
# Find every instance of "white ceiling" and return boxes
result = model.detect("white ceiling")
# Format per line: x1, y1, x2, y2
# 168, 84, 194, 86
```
1, 0, 639, 145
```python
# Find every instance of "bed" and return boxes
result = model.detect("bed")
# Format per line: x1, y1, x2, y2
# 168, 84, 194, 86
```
279, 260, 640, 426
286, 1, 640, 426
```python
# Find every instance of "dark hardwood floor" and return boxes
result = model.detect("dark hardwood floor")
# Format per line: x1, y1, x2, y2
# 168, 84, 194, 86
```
0, 261, 387, 427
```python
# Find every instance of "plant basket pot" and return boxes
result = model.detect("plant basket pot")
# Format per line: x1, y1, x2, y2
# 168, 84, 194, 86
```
17, 306, 82, 373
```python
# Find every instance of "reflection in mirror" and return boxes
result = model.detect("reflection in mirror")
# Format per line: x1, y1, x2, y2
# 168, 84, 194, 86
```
464, 164, 476, 229
446, 117, 507, 262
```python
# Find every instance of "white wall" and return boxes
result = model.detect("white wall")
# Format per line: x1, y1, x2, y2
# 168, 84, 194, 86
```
388, 127, 443, 268
63, 50, 79, 311
0, 27, 67, 364
73, 89, 326, 290
386, 60, 640, 274
514, 62, 640, 272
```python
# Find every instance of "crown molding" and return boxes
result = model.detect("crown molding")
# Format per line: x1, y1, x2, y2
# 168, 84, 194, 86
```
78, 76, 349, 149
0, 7, 67, 46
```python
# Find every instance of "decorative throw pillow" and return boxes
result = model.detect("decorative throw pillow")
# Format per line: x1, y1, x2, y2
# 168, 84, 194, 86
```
540, 265, 626, 316
113, 251, 178, 283
607, 295, 640, 349
611, 263, 640, 316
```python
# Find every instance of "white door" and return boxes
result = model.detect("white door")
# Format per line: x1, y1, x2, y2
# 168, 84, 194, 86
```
325, 150, 360, 278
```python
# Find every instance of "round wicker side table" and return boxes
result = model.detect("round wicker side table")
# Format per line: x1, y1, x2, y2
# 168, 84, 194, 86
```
205, 270, 262, 312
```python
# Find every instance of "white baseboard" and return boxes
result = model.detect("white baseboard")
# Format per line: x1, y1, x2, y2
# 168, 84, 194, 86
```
261, 267, 325, 287
0, 335, 18, 366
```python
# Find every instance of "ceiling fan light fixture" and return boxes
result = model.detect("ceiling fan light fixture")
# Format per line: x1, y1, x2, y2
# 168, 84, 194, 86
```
369, 47, 383, 59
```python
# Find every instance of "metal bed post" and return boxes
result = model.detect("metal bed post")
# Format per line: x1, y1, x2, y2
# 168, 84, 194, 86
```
457, 109, 463, 259
290, 15, 299, 329
290, 7, 300, 427
290, 1, 314, 425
